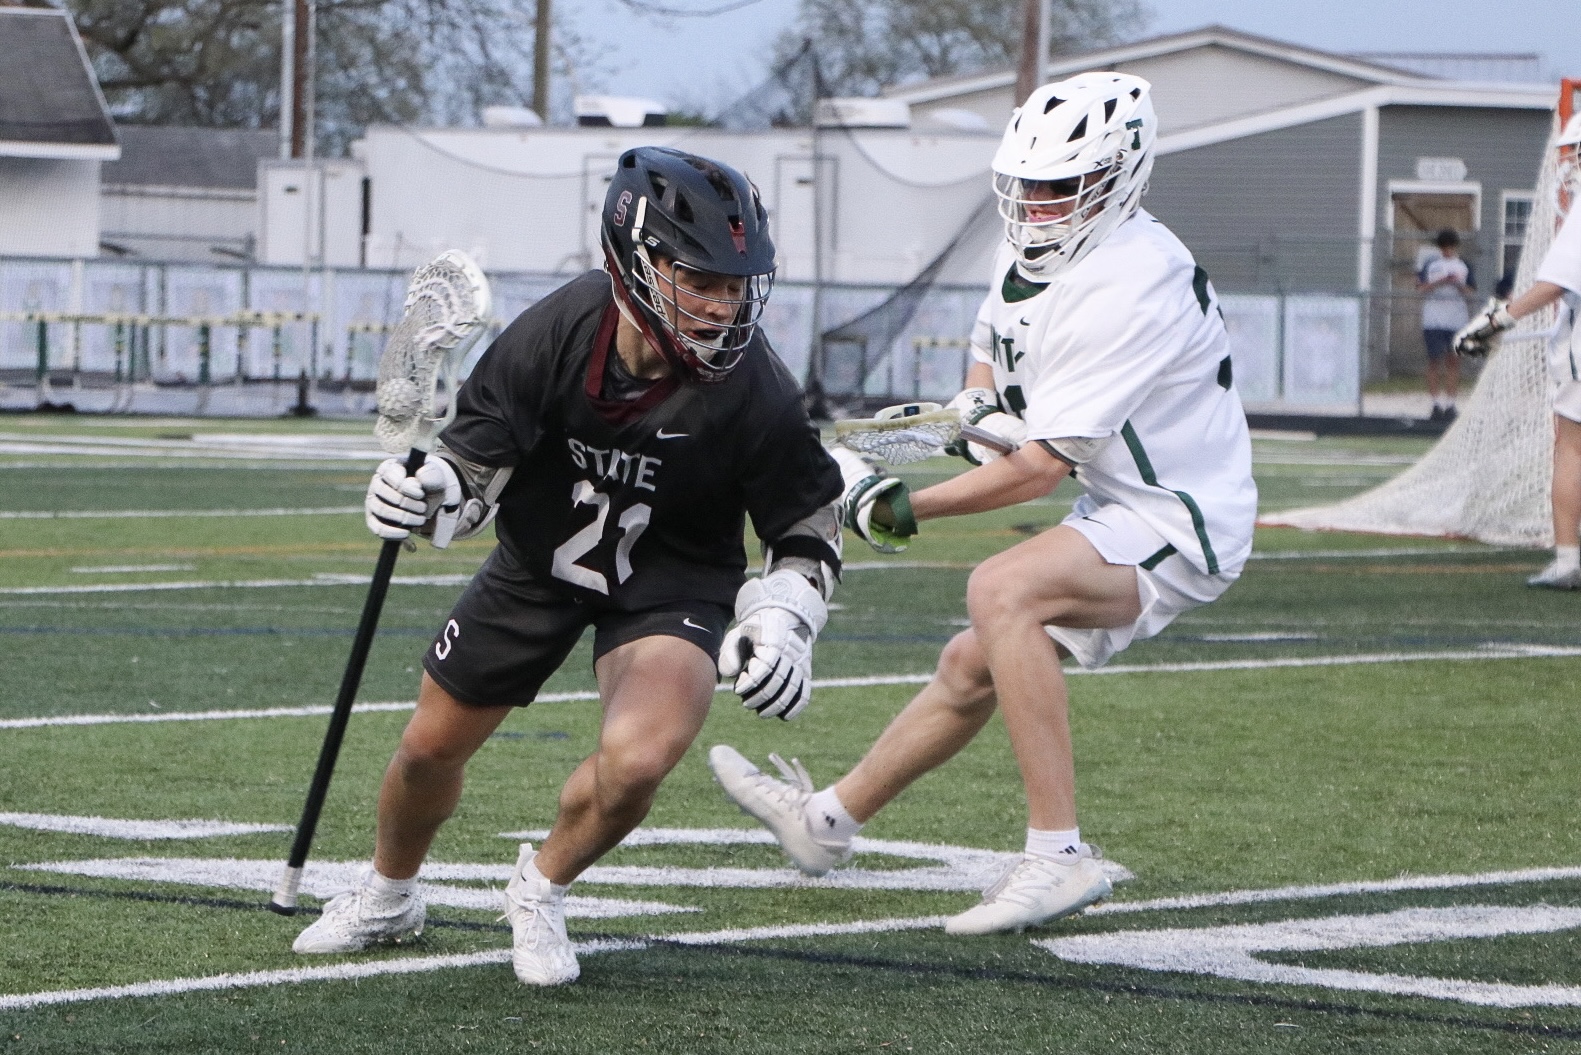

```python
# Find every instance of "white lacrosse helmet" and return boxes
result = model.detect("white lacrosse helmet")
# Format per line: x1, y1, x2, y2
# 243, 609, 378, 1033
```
992, 72, 1158, 280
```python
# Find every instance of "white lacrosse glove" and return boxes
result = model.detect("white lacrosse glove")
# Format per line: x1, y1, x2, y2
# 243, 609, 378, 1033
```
1452, 303, 1515, 359
829, 446, 916, 553
940, 389, 1026, 464
718, 568, 828, 720
364, 457, 464, 548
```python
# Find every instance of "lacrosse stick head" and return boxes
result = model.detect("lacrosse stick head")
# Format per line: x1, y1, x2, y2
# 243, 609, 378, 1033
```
374, 250, 492, 455
833, 404, 963, 466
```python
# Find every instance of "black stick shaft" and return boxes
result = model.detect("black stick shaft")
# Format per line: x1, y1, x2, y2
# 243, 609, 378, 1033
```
269, 447, 426, 914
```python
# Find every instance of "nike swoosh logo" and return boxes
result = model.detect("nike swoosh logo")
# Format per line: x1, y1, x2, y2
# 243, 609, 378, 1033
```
656, 429, 688, 440
1019, 318, 1030, 326
682, 617, 711, 633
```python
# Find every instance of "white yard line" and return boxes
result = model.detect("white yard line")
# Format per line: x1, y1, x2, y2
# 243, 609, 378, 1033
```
0, 507, 361, 520
8, 860, 1581, 1010
5, 645, 1581, 731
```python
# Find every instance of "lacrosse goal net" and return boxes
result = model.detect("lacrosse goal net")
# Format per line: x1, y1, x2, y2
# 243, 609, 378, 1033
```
1263, 81, 1578, 547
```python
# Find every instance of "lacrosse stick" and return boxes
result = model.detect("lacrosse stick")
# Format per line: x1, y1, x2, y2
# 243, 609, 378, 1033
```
269, 250, 491, 915
833, 402, 1016, 466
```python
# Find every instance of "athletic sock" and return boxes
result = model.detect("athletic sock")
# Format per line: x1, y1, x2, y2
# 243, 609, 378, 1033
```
1025, 827, 1082, 864
520, 855, 568, 894
806, 787, 862, 843
1556, 545, 1580, 575
367, 868, 416, 900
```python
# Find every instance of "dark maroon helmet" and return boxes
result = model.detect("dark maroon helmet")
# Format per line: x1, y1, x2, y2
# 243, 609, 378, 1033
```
601, 146, 776, 382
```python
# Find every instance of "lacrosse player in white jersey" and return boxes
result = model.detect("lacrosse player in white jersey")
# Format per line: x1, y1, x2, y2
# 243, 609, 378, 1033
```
1455, 113, 1581, 589
711, 72, 1258, 935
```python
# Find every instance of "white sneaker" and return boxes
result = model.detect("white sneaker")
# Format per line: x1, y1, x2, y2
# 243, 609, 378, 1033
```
945, 847, 1111, 936
1527, 560, 1581, 589
501, 843, 579, 986
708, 745, 852, 876
292, 869, 426, 953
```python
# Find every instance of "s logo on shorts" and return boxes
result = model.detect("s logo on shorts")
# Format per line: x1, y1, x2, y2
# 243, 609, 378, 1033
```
434, 619, 461, 661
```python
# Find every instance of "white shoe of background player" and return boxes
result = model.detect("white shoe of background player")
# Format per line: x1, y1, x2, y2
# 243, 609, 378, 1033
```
292, 869, 426, 953
708, 745, 853, 876
1527, 560, 1581, 590
945, 847, 1111, 936
501, 843, 579, 986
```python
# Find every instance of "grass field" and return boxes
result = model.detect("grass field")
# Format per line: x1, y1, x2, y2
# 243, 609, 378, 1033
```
2, 414, 1580, 1053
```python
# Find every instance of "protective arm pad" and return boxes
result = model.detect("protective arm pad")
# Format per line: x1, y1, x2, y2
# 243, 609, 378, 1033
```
762, 501, 844, 601
423, 445, 515, 546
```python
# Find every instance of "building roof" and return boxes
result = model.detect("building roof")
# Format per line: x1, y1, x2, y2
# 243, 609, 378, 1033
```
103, 126, 279, 189
882, 25, 1552, 109
0, 7, 118, 160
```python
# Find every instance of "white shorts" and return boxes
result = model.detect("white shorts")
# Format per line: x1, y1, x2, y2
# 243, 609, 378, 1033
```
1554, 379, 1581, 424
1046, 497, 1241, 670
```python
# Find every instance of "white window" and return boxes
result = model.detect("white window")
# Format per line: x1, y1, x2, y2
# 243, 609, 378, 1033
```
1499, 191, 1535, 292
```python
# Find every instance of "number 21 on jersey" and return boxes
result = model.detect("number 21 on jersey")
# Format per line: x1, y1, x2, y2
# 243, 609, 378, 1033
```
551, 480, 652, 594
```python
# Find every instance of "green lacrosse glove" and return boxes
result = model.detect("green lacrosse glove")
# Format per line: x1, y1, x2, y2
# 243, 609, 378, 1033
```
829, 447, 917, 553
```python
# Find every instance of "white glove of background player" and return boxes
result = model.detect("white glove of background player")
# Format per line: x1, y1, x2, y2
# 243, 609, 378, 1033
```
364, 457, 463, 547
829, 446, 916, 553
1452, 303, 1515, 358
718, 568, 828, 720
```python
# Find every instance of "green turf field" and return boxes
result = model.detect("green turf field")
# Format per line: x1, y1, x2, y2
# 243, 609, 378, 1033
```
2, 415, 1579, 1053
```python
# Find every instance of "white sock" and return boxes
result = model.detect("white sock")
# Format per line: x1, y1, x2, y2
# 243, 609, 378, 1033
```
1026, 827, 1082, 863
806, 787, 862, 843
520, 854, 569, 893
367, 868, 416, 899
1556, 545, 1580, 574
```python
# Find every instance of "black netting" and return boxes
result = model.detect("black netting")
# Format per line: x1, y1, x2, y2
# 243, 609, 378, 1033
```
814, 192, 994, 409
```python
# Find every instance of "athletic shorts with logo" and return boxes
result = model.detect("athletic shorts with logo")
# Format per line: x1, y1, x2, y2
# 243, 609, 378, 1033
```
423, 543, 730, 708
1047, 495, 1241, 670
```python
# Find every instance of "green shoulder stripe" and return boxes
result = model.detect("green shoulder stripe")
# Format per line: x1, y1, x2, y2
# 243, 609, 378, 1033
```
1119, 421, 1220, 574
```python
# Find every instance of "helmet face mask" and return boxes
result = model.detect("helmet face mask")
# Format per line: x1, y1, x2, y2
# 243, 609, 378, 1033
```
991, 72, 1157, 280
601, 147, 776, 383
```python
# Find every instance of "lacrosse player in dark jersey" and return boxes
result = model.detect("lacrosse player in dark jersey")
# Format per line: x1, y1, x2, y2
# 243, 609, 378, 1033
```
292, 147, 843, 986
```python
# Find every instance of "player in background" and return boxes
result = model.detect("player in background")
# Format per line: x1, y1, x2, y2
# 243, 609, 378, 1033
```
292, 147, 843, 984
711, 73, 1257, 936
1455, 114, 1581, 589
1417, 228, 1473, 423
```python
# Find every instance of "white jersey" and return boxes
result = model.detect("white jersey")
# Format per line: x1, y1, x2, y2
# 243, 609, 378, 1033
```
1419, 255, 1471, 331
968, 209, 1257, 575
1536, 208, 1581, 383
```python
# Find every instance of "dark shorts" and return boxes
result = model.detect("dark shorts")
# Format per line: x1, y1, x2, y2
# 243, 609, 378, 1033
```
1424, 328, 1456, 361
422, 546, 732, 708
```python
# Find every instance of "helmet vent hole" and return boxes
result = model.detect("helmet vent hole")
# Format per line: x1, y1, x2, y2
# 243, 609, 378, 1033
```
1068, 115, 1088, 142
674, 193, 694, 223
1130, 87, 1141, 99
1103, 98, 1116, 120
1042, 95, 1064, 114
648, 172, 669, 198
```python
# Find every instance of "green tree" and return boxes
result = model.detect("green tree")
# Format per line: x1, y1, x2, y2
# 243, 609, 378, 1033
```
65, 0, 594, 153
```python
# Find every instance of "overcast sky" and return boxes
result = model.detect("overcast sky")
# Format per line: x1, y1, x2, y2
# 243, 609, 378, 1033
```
569, 0, 1581, 111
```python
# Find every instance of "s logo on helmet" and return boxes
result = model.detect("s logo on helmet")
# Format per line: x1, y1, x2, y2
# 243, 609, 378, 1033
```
613, 190, 633, 227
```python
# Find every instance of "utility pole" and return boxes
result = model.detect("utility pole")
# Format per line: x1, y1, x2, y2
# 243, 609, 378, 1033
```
1014, 0, 1052, 108
534, 0, 551, 121
279, 0, 293, 158
290, 0, 311, 157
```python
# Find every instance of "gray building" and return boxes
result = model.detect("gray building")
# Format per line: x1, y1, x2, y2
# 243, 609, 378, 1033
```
884, 26, 1557, 376
0, 7, 118, 258
100, 126, 279, 262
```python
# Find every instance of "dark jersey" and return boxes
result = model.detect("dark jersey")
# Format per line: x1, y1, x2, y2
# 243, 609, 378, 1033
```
439, 271, 841, 610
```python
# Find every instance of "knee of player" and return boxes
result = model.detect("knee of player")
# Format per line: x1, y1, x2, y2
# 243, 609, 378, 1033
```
391, 733, 474, 779
595, 736, 685, 800
935, 631, 995, 704
964, 564, 1037, 628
